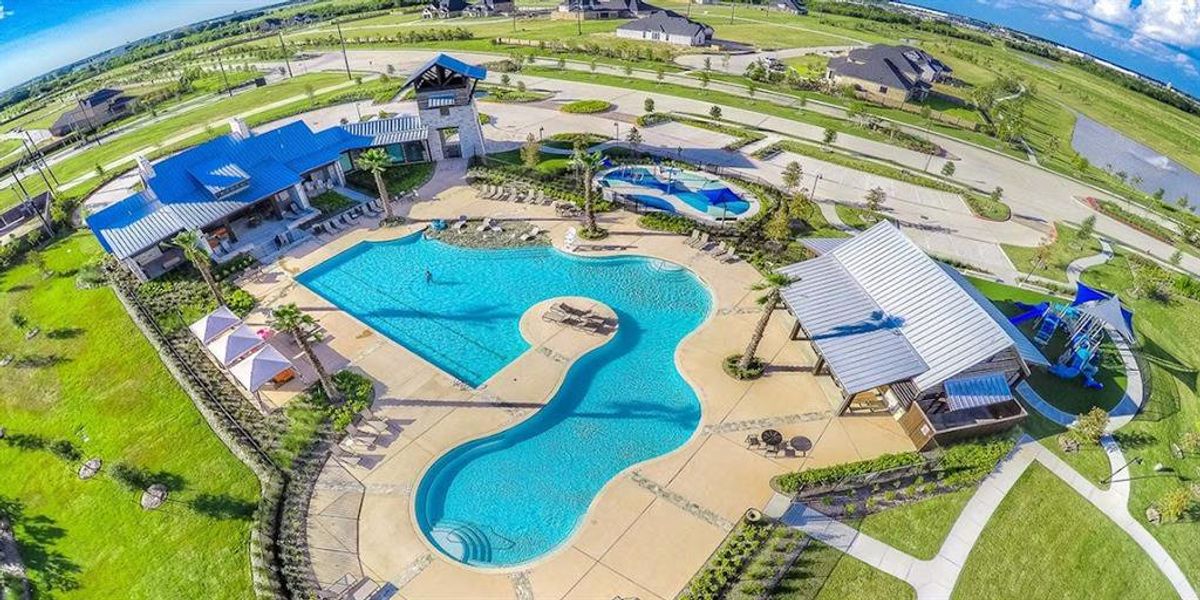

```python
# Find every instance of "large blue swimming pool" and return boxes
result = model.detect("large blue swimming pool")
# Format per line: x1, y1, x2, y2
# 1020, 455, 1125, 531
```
297, 234, 711, 567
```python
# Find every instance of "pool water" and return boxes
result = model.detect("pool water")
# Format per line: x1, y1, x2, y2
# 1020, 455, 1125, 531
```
297, 234, 711, 567
603, 166, 751, 216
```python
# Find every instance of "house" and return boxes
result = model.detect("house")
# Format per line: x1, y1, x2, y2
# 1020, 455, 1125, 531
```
87, 54, 487, 282
423, 0, 470, 18
49, 88, 138, 137
464, 0, 514, 17
553, 0, 654, 20
826, 44, 952, 102
616, 11, 713, 47
778, 222, 1049, 450
772, 0, 807, 14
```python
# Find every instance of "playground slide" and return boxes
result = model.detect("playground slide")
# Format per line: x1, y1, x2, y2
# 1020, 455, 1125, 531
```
1048, 363, 1080, 379
1009, 302, 1050, 325
1034, 311, 1060, 345
1083, 374, 1104, 390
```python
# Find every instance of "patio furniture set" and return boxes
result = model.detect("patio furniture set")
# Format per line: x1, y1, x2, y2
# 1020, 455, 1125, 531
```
476, 184, 560, 208
746, 429, 812, 457
683, 229, 739, 263
446, 215, 545, 243
334, 407, 398, 465
542, 301, 617, 336
311, 199, 386, 236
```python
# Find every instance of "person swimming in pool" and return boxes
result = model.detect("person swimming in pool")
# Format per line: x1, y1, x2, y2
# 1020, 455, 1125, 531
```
425, 269, 432, 283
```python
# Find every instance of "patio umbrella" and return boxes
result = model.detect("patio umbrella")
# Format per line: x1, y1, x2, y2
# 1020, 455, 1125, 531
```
207, 324, 266, 367
188, 305, 241, 344
230, 344, 295, 392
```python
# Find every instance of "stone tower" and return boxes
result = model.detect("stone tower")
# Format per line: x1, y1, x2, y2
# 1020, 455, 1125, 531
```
401, 54, 488, 160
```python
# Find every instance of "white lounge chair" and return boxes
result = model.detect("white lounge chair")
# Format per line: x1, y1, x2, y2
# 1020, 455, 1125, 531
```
684, 230, 700, 246
689, 231, 711, 249
476, 217, 495, 232
521, 227, 542, 242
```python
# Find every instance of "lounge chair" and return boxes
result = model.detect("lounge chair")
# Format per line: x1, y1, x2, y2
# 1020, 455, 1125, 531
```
721, 246, 740, 263
707, 241, 731, 259
542, 308, 583, 327
452, 216, 469, 230
684, 230, 700, 246
343, 424, 377, 450
476, 217, 495, 232
690, 231, 711, 249
520, 227, 542, 242
554, 302, 591, 317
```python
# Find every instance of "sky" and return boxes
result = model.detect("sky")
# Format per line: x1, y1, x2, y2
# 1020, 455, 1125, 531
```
0, 0, 278, 93
902, 0, 1200, 97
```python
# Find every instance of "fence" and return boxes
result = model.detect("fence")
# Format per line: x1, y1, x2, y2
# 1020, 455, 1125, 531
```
854, 91, 980, 131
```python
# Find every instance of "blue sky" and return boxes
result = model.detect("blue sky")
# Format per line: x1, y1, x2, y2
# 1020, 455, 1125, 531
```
0, 0, 276, 92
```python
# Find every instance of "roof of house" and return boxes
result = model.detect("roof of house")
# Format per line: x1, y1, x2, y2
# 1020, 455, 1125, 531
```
617, 10, 712, 37
83, 88, 125, 107
427, 0, 470, 11
560, 0, 649, 12
778, 222, 1041, 394
401, 53, 487, 92
87, 117, 426, 259
827, 44, 950, 92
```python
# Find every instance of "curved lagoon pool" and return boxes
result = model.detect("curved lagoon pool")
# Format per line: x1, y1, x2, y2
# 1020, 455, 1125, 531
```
599, 166, 754, 220
297, 234, 711, 567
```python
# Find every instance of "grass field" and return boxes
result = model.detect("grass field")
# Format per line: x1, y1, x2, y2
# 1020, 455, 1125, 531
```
1002, 222, 1101, 283
0, 233, 259, 599
857, 489, 974, 561
779, 539, 915, 600
951, 464, 1175, 599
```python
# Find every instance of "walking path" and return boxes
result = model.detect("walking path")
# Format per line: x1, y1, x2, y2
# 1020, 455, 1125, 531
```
1066, 238, 1114, 284
816, 200, 854, 233
775, 435, 1197, 600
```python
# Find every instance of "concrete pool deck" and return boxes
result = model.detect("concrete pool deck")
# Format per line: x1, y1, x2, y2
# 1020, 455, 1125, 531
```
237, 174, 914, 599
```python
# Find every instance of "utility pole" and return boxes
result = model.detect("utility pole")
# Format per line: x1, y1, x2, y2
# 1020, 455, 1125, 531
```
730, 1, 735, 24
336, 22, 353, 80
278, 32, 293, 78
21, 132, 58, 185
21, 144, 56, 199
216, 54, 233, 98
12, 175, 53, 236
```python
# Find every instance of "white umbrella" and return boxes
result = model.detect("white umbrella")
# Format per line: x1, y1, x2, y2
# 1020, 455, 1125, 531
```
230, 344, 295, 392
207, 324, 265, 367
188, 305, 241, 344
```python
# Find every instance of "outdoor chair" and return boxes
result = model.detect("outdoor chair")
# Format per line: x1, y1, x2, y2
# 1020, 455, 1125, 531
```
452, 217, 468, 230
477, 217, 495, 232
685, 230, 700, 246
745, 434, 760, 448
521, 227, 542, 242
765, 443, 782, 456
690, 232, 711, 249
542, 309, 582, 327
707, 241, 731, 259
343, 425, 377, 450
720, 246, 739, 263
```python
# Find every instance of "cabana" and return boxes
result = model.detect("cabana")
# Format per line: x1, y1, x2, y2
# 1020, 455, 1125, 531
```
188, 305, 241, 344
230, 344, 297, 392
780, 222, 1049, 450
206, 324, 267, 367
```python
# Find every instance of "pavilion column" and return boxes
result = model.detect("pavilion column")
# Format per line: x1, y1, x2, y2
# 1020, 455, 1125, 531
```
293, 183, 312, 210
814, 355, 826, 375
224, 219, 238, 243
789, 319, 804, 341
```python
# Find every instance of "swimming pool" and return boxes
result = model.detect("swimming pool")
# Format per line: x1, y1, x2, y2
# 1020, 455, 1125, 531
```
599, 166, 754, 220
297, 234, 712, 567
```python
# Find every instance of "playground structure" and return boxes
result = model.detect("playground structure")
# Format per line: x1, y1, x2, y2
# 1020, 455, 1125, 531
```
1009, 283, 1135, 391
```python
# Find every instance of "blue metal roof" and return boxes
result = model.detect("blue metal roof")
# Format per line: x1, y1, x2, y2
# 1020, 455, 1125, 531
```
944, 372, 1013, 412
402, 53, 487, 90
87, 117, 427, 259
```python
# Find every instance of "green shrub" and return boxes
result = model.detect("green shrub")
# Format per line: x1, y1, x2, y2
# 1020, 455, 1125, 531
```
776, 451, 923, 492
1157, 487, 1197, 523
225, 288, 257, 317
560, 99, 612, 114
318, 370, 377, 431
637, 212, 695, 234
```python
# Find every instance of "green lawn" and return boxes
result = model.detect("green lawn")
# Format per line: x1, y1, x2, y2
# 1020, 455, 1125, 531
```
952, 464, 1175, 599
0, 233, 259, 599
345, 162, 435, 197
858, 489, 974, 560
774, 537, 915, 600
833, 202, 883, 230
1002, 223, 1102, 283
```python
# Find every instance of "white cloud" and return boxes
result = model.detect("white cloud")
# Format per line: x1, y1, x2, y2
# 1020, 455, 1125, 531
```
0, 4, 12, 20
1030, 0, 1200, 48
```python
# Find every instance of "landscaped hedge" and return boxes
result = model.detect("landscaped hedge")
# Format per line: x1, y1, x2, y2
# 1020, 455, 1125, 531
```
317, 370, 376, 432
681, 519, 772, 600
560, 99, 612, 114
777, 451, 925, 492
544, 132, 610, 149
638, 212, 695, 234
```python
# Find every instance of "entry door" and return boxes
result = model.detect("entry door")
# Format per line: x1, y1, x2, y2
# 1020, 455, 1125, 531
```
439, 127, 462, 159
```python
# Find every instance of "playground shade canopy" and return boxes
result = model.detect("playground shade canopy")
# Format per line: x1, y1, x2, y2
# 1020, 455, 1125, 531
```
779, 222, 1041, 395
944, 373, 1014, 411
230, 344, 294, 392
207, 324, 266, 367
188, 305, 241, 344
1077, 294, 1135, 342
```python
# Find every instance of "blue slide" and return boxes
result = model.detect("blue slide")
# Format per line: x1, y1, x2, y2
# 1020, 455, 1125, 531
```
1009, 302, 1049, 325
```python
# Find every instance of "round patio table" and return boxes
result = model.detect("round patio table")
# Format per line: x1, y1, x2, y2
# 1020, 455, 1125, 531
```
790, 436, 813, 456
762, 429, 784, 447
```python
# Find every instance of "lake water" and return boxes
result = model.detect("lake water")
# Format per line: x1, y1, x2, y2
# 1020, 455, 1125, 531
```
1071, 114, 1200, 210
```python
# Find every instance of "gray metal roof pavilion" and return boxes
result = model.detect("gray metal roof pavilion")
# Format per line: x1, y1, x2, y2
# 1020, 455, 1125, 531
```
779, 221, 1043, 395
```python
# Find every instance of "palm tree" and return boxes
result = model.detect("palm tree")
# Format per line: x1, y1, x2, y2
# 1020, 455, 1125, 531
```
356, 148, 394, 221
269, 303, 340, 402
738, 273, 795, 373
572, 149, 606, 235
171, 230, 223, 304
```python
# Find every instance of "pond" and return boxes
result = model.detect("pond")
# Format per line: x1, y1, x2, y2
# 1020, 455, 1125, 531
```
1071, 114, 1200, 211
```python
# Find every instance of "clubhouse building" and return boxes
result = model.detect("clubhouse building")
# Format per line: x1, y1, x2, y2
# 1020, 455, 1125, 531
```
87, 54, 487, 281
780, 222, 1049, 449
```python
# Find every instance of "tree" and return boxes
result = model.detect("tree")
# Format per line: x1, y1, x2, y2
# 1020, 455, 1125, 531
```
516, 80, 526, 93
865, 186, 886, 212
941, 161, 956, 177
746, 80, 757, 98
588, 57, 598, 74
1177, 195, 1191, 210
698, 70, 710, 90
781, 161, 803, 196
1070, 407, 1109, 445
572, 150, 606, 235
765, 209, 791, 243
304, 83, 315, 104
703, 56, 712, 72
9, 309, 28, 332
625, 126, 642, 151
1020, 242, 1052, 285
557, 56, 566, 69
171, 230, 223, 304
356, 148, 396, 221
1156, 487, 1197, 523
1170, 248, 1183, 267
521, 132, 540, 170
822, 127, 837, 147
269, 303, 340, 402
1076, 215, 1096, 246
709, 105, 722, 120
500, 73, 511, 87
990, 186, 1004, 204
623, 64, 633, 77
737, 273, 795, 373
643, 97, 655, 113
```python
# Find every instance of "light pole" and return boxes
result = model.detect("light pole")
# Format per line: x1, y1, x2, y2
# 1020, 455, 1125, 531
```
279, 32, 293, 79
336, 22, 352, 80
811, 173, 822, 198
1101, 456, 1142, 485
539, 126, 544, 141
614, 121, 619, 142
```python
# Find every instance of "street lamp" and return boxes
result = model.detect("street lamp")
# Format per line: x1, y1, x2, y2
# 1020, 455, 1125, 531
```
1101, 456, 1142, 485
811, 173, 822, 198
539, 126, 544, 141
614, 121, 620, 141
